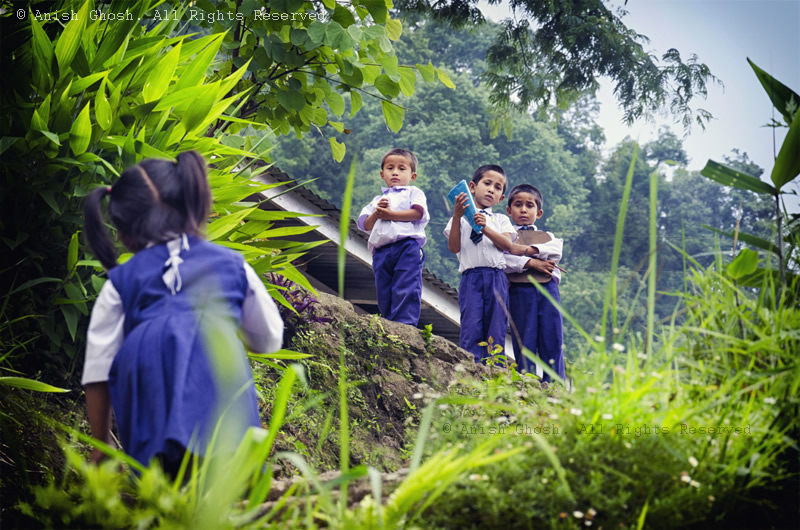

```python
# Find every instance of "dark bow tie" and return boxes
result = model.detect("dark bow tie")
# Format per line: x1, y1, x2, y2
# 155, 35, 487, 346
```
518, 225, 535, 230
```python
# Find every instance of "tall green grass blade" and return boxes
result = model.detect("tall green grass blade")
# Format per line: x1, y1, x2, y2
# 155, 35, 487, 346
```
602, 144, 638, 334
410, 401, 437, 473
646, 169, 658, 355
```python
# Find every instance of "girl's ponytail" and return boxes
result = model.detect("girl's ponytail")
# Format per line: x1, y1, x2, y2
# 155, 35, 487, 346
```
175, 151, 211, 233
84, 186, 118, 270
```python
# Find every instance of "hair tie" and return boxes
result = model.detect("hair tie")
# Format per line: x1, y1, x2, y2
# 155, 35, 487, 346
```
107, 186, 112, 194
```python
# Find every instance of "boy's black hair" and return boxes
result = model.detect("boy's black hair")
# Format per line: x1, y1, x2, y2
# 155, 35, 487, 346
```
381, 148, 418, 173
84, 151, 212, 269
507, 184, 543, 210
471, 164, 507, 193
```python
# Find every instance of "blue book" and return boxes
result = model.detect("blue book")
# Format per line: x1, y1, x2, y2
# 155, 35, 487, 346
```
446, 180, 482, 233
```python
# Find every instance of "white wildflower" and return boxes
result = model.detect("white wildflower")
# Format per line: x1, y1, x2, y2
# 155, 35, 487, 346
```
690, 480, 701, 488
764, 397, 777, 405
549, 413, 559, 420
585, 521, 593, 526
688, 456, 699, 468
612, 343, 625, 352
681, 475, 691, 483
546, 397, 561, 404
637, 353, 648, 360
469, 474, 482, 481
573, 511, 584, 519
602, 414, 613, 420
594, 335, 605, 343
569, 408, 582, 416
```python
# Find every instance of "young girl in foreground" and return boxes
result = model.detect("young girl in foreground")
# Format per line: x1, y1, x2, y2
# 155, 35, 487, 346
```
82, 151, 283, 475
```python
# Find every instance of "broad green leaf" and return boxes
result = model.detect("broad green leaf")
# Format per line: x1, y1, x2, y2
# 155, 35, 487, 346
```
67, 232, 79, 277
321, 0, 336, 9
374, 74, 400, 98
307, 21, 327, 44
256, 226, 319, 238
69, 71, 110, 95
40, 131, 62, 146
277, 90, 306, 112
329, 137, 346, 162
325, 92, 345, 116
347, 25, 363, 42
381, 101, 404, 132
701, 225, 779, 254
386, 19, 403, 40
31, 109, 48, 132
143, 41, 182, 103
153, 85, 209, 112
207, 207, 257, 241
350, 91, 362, 117
378, 35, 393, 53
54, 0, 89, 71
362, 0, 388, 23
727, 248, 759, 280
61, 305, 78, 341
325, 22, 355, 50
436, 68, 456, 89
30, 15, 54, 90
69, 103, 92, 156
175, 34, 223, 91
332, 5, 356, 27
363, 25, 385, 40
181, 89, 217, 134
700, 160, 777, 195
0, 137, 20, 155
95, 79, 112, 130
329, 121, 345, 133
771, 101, 800, 190
398, 68, 416, 97
0, 377, 69, 393
416, 62, 435, 83
748, 58, 799, 125
362, 64, 381, 84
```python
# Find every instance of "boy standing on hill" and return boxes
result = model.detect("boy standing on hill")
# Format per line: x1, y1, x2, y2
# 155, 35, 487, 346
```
503, 184, 566, 382
358, 148, 429, 325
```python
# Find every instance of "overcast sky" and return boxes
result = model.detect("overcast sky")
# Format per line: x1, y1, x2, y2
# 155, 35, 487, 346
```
479, 0, 800, 210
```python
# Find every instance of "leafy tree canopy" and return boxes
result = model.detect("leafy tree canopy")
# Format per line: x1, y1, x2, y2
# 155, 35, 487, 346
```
395, 0, 719, 133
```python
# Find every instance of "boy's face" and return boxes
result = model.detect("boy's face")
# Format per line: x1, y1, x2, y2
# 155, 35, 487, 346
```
507, 191, 543, 226
506, 191, 542, 226
380, 155, 417, 188
469, 170, 506, 209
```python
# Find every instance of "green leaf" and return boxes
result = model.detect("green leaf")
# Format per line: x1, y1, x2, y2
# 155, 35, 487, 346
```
0, 377, 69, 393
748, 58, 799, 125
181, 89, 217, 134
771, 101, 800, 190
67, 232, 79, 277
69, 103, 92, 156
325, 92, 345, 116
329, 121, 345, 133
398, 68, 416, 97
436, 68, 456, 89
95, 79, 112, 130
325, 22, 355, 50
381, 101, 404, 132
416, 62, 435, 83
363, 25, 385, 40
362, 64, 381, 84
332, 5, 356, 27
54, 0, 88, 71
374, 74, 400, 98
31, 109, 47, 132
143, 41, 182, 103
207, 207, 257, 241
350, 91, 362, 117
727, 248, 759, 279
362, 0, 388, 23
307, 21, 327, 44
385, 19, 403, 40
175, 34, 223, 91
61, 305, 78, 341
277, 90, 306, 112
30, 15, 54, 90
347, 25, 363, 42
700, 160, 777, 196
329, 137, 346, 162
701, 225, 779, 254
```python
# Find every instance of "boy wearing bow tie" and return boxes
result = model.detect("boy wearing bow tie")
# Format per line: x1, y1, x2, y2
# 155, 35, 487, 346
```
358, 149, 429, 325
503, 184, 566, 382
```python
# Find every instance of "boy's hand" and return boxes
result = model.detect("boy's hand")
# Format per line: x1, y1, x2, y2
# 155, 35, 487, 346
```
528, 258, 555, 276
453, 192, 468, 219
474, 211, 486, 227
375, 198, 393, 219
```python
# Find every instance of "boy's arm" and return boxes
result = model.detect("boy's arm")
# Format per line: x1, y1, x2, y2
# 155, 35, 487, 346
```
447, 193, 468, 253
376, 206, 424, 222
358, 197, 380, 232
534, 235, 563, 263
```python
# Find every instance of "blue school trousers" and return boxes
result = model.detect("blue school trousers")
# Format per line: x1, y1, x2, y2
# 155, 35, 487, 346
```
459, 267, 509, 363
372, 237, 424, 325
509, 281, 565, 381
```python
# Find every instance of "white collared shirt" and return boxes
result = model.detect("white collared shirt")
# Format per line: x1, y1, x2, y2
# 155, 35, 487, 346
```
444, 208, 515, 273
357, 186, 429, 253
82, 261, 283, 385
505, 224, 564, 282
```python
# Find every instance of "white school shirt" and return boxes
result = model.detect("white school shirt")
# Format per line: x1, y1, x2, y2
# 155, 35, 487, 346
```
504, 224, 564, 282
443, 208, 515, 273
82, 257, 283, 386
357, 186, 429, 253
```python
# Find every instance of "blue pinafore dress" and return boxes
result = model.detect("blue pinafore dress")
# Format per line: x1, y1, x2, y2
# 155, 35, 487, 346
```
107, 235, 260, 468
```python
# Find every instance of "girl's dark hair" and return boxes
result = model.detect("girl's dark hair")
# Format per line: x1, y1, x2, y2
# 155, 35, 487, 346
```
84, 151, 212, 269
507, 184, 543, 210
471, 164, 507, 193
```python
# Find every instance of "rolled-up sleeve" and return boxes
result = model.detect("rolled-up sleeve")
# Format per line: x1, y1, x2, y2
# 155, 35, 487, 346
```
82, 281, 125, 386
241, 263, 284, 353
